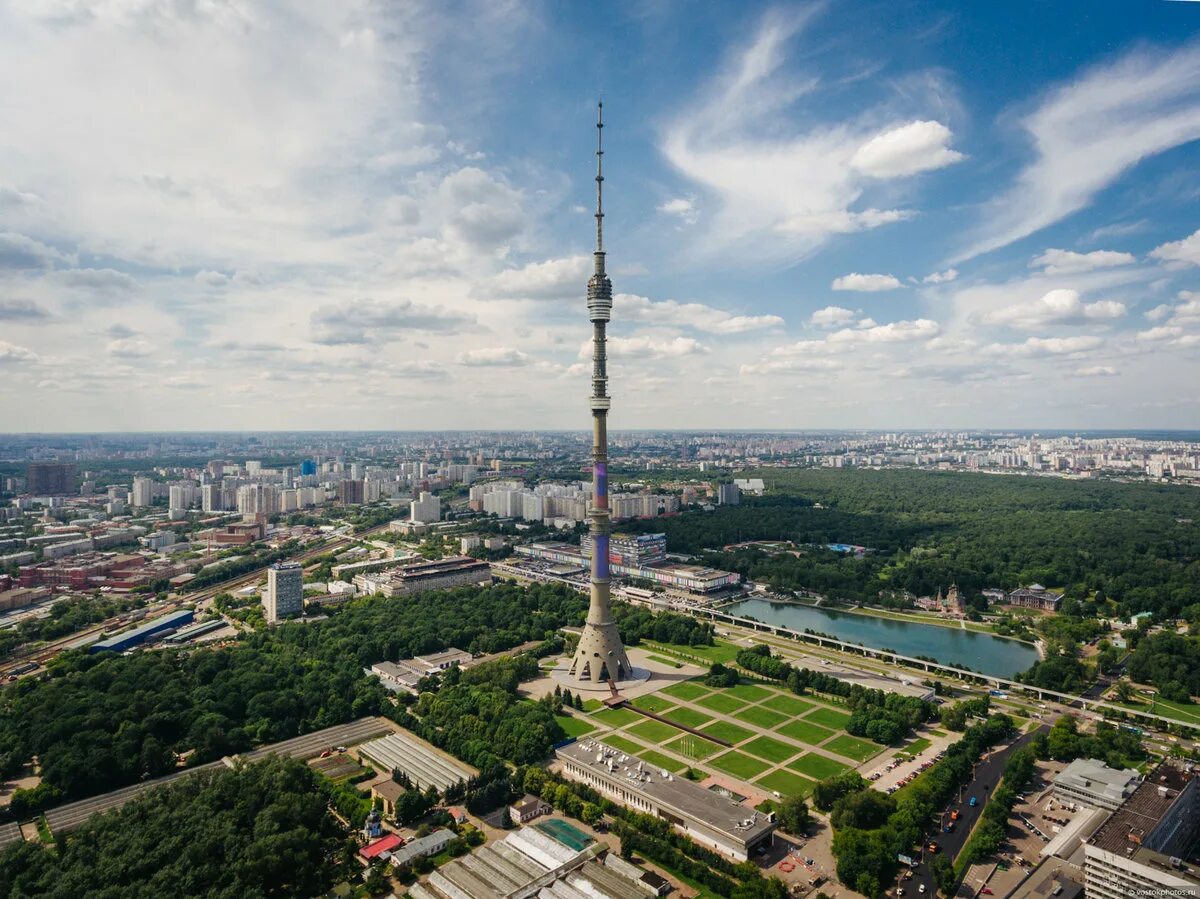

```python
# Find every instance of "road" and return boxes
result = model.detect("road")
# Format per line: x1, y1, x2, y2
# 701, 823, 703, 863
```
907, 725, 1049, 898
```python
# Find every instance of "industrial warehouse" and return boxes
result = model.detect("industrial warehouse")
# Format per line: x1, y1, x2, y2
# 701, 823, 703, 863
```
555, 740, 776, 860
517, 537, 739, 595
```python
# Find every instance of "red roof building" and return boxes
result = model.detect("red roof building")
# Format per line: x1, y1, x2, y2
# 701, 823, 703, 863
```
358, 833, 404, 861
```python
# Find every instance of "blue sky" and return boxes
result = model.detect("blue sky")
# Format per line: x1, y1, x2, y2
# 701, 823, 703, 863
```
1, 0, 1199, 431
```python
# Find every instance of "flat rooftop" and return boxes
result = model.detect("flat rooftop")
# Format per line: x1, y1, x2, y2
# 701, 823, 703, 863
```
1055, 757, 1140, 804
1089, 763, 1191, 854
558, 738, 774, 845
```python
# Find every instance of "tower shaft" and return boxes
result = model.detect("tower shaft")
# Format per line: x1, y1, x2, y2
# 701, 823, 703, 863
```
568, 102, 633, 685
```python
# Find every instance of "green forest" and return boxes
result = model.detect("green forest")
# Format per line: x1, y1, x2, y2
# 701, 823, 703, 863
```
0, 757, 345, 898
0, 582, 587, 815
628, 468, 1200, 617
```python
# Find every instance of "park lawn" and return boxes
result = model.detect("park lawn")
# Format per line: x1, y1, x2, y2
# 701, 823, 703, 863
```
741, 735, 801, 764
824, 734, 883, 762
775, 719, 836, 746
699, 720, 756, 745
662, 706, 712, 729
788, 752, 850, 780
581, 699, 604, 713
762, 694, 816, 717
647, 639, 741, 665
696, 692, 748, 715
1118, 694, 1200, 727
661, 681, 711, 702
555, 714, 596, 739
602, 734, 646, 755
734, 706, 789, 730
631, 694, 676, 714
724, 683, 773, 704
805, 707, 853, 729
592, 706, 642, 728
928, 728, 948, 737
648, 654, 684, 668
902, 737, 933, 755
755, 769, 815, 799
639, 748, 688, 773
710, 751, 773, 781
663, 734, 724, 761
627, 719, 684, 744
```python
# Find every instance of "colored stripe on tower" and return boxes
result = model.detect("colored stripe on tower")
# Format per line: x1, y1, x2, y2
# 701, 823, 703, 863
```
594, 461, 608, 509
593, 533, 610, 579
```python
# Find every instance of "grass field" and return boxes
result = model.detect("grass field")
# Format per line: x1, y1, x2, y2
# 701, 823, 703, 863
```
805, 707, 853, 729
902, 737, 932, 755
699, 720, 755, 745
734, 706, 789, 730
696, 692, 748, 714
631, 694, 676, 714
639, 748, 689, 773
762, 694, 816, 717
555, 714, 596, 739
824, 734, 882, 761
661, 681, 711, 702
663, 734, 724, 760
756, 769, 815, 798
725, 683, 774, 703
602, 734, 645, 755
710, 751, 772, 781
662, 706, 712, 729
581, 698, 604, 712
775, 719, 836, 745
647, 639, 741, 664
1114, 695, 1200, 728
627, 719, 684, 744
789, 752, 850, 779
592, 706, 642, 728
648, 654, 684, 668
741, 735, 800, 764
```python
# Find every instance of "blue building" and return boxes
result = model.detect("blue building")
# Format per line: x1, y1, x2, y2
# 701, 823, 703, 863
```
90, 609, 195, 653
300, 459, 317, 476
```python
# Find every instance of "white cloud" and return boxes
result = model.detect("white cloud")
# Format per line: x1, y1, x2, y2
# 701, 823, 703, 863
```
194, 270, 230, 287
832, 273, 902, 292
740, 357, 841, 375
487, 255, 590, 301
659, 10, 954, 263
0, 232, 68, 269
1030, 248, 1136, 275
996, 335, 1104, 357
1146, 304, 1173, 322
983, 288, 1126, 329
810, 305, 857, 327
0, 299, 51, 321
0, 341, 38, 364
456, 347, 532, 367
106, 338, 152, 359
589, 336, 710, 360
923, 268, 958, 284
1075, 365, 1119, 377
614, 294, 783, 334
310, 298, 475, 346
827, 319, 939, 344
1150, 228, 1200, 267
657, 197, 698, 223
849, 120, 964, 178
953, 42, 1200, 262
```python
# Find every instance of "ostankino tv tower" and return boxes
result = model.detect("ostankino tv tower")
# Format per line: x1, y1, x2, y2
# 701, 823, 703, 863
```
566, 103, 638, 687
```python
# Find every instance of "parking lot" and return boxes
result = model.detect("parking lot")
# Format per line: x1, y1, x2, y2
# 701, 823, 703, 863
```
864, 729, 957, 793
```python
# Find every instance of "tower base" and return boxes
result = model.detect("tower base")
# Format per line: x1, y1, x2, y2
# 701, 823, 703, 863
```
550, 658, 651, 693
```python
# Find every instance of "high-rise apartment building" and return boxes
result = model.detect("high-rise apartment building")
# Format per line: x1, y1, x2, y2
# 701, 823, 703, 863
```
410, 491, 441, 523
26, 463, 77, 495
264, 562, 304, 623
237, 484, 280, 516
338, 479, 365, 505
717, 483, 740, 505
131, 477, 154, 508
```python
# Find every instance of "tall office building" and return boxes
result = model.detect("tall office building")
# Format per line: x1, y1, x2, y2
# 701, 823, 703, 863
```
26, 463, 77, 495
566, 105, 638, 688
264, 562, 304, 623
410, 491, 441, 523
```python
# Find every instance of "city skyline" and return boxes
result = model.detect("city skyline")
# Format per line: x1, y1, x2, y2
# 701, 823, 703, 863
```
2, 1, 1200, 431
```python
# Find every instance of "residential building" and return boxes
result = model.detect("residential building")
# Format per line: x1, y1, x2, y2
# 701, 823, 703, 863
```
1054, 758, 1141, 811
508, 794, 550, 823
131, 477, 154, 508
25, 463, 77, 496
557, 739, 776, 860
717, 483, 740, 505
410, 491, 441, 523
352, 556, 490, 598
338, 479, 365, 505
264, 561, 304, 622
386, 828, 454, 870
1085, 762, 1200, 899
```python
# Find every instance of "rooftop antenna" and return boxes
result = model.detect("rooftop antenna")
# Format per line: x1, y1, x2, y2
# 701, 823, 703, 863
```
595, 101, 605, 262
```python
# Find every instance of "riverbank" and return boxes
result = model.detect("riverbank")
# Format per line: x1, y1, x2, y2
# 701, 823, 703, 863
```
720, 595, 1041, 651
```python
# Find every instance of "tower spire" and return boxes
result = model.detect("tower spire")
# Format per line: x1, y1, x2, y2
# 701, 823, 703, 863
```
594, 101, 605, 267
